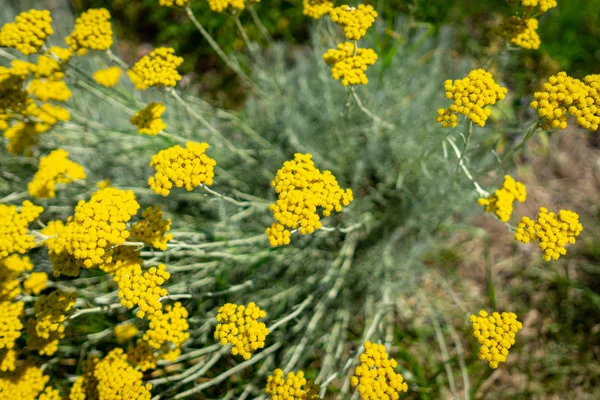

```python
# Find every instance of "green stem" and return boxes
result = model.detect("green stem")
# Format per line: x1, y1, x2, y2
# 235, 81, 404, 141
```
454, 121, 474, 176
499, 119, 541, 165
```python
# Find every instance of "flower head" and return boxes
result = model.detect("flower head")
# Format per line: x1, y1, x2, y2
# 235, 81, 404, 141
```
265, 369, 321, 399
52, 188, 140, 268
521, 0, 557, 13
330, 4, 378, 41
207, 0, 259, 13
514, 207, 583, 261
130, 206, 173, 251
500, 17, 541, 50
470, 310, 523, 368
266, 153, 354, 246
0, 301, 24, 350
350, 341, 408, 399
28, 149, 86, 199
23, 272, 49, 295
148, 142, 216, 196
130, 102, 167, 135
93, 66, 121, 87
143, 302, 190, 350
117, 264, 170, 318
214, 302, 269, 360
323, 42, 378, 86
436, 69, 507, 128
0, 365, 50, 399
159, 0, 192, 6
0, 255, 33, 300
303, 0, 334, 19
0, 201, 44, 258
66, 8, 113, 55
530, 72, 600, 131
0, 9, 53, 55
93, 348, 152, 399
129, 47, 183, 89
478, 175, 526, 222
114, 323, 139, 344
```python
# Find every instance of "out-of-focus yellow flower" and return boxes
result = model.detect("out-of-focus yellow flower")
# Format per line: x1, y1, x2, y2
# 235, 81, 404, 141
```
303, 0, 334, 19
114, 323, 139, 344
470, 310, 523, 368
330, 4, 378, 41
0, 201, 43, 258
159, 0, 192, 6
521, 0, 557, 13
0, 348, 17, 372
23, 272, 48, 295
515, 207, 583, 261
266, 153, 354, 247
350, 341, 408, 399
130, 102, 167, 135
500, 17, 541, 50
148, 142, 216, 196
66, 8, 113, 55
38, 387, 62, 400
93, 66, 121, 87
127, 339, 157, 371
27, 79, 72, 102
214, 302, 269, 360
28, 149, 86, 199
207, 0, 260, 13
0, 364, 50, 399
0, 301, 24, 350
0, 9, 53, 55
436, 69, 507, 128
323, 42, 378, 86
0, 255, 33, 300
129, 48, 183, 89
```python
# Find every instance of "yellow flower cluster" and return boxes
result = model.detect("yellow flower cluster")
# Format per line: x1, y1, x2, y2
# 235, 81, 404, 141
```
28, 149, 86, 199
99, 246, 142, 277
0, 348, 16, 372
28, 102, 71, 132
0, 301, 24, 350
127, 339, 157, 371
521, 0, 557, 13
65, 8, 113, 55
323, 42, 378, 86
350, 341, 408, 399
130, 206, 173, 251
159, 0, 192, 6
114, 323, 139, 344
31, 290, 76, 343
0, 9, 53, 55
478, 175, 526, 222
214, 302, 269, 360
93, 348, 152, 399
28, 79, 72, 102
515, 207, 583, 261
330, 5, 378, 41
265, 369, 321, 399
117, 264, 170, 318
436, 69, 508, 128
500, 17, 541, 50
68, 355, 99, 400
530, 72, 600, 131
3, 122, 41, 155
38, 387, 62, 400
303, 0, 334, 19
207, 0, 259, 13
470, 310, 523, 369
129, 48, 183, 89
93, 66, 121, 87
0, 201, 44, 258
266, 153, 354, 247
143, 302, 190, 350
53, 188, 140, 268
0, 365, 50, 400
130, 102, 167, 135
0, 255, 33, 300
23, 272, 48, 295
148, 141, 216, 196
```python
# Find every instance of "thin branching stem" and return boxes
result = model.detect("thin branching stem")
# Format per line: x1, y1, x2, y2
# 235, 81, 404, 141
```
350, 86, 395, 128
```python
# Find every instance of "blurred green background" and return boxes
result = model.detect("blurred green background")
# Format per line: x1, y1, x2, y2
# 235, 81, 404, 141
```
61, 0, 599, 81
